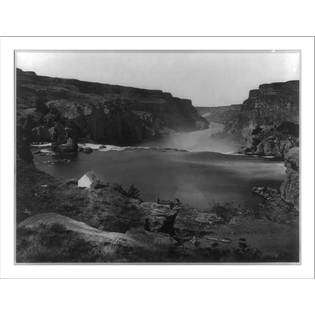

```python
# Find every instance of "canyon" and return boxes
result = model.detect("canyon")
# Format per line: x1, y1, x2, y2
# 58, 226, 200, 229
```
16, 72, 300, 262
17, 68, 208, 159
197, 80, 299, 159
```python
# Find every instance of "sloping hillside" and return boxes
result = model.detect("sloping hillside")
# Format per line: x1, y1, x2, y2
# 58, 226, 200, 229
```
16, 160, 298, 262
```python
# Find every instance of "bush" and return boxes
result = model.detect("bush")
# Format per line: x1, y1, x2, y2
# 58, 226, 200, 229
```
126, 184, 141, 199
113, 184, 141, 200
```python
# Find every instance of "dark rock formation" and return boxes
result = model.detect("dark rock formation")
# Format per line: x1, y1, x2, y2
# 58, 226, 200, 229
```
82, 147, 93, 154
252, 185, 298, 223
16, 114, 34, 163
32, 125, 51, 142
140, 202, 179, 233
49, 121, 78, 157
52, 136, 78, 157
250, 147, 299, 222
197, 104, 242, 127
280, 147, 299, 210
197, 81, 299, 159
16, 68, 208, 146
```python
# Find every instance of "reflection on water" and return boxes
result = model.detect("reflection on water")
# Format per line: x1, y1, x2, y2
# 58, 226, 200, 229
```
34, 147, 285, 210
143, 125, 240, 154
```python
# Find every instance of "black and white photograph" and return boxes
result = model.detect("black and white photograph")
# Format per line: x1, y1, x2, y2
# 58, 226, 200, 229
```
1, 0, 315, 313
15, 50, 300, 263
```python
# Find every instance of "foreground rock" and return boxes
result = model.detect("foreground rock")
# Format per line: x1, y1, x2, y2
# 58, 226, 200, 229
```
17, 213, 177, 262
252, 185, 298, 223
140, 202, 179, 233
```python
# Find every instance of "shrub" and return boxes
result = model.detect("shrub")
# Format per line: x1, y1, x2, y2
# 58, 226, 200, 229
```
126, 185, 141, 199
113, 184, 141, 200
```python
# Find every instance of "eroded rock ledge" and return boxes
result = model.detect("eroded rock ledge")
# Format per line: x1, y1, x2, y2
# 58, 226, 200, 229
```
198, 81, 299, 159
280, 147, 299, 210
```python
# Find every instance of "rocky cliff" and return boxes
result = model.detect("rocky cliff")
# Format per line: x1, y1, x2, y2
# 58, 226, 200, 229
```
197, 104, 242, 126
16, 68, 208, 154
280, 147, 299, 210
197, 81, 299, 158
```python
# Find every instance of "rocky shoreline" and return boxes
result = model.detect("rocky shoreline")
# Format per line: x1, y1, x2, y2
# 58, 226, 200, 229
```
16, 146, 299, 262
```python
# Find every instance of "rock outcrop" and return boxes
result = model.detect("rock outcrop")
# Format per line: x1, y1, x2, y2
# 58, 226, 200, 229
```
250, 147, 299, 223
197, 104, 242, 127
16, 114, 34, 163
17, 213, 177, 262
16, 68, 208, 146
198, 81, 299, 159
140, 202, 179, 233
280, 147, 299, 210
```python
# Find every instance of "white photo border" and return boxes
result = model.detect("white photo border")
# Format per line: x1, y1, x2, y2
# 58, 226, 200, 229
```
0, 37, 314, 278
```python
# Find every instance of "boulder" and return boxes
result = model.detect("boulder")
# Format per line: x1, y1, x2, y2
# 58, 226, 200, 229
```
16, 213, 154, 262
280, 147, 299, 210
53, 136, 78, 157
16, 213, 178, 262
139, 202, 178, 233
82, 147, 93, 154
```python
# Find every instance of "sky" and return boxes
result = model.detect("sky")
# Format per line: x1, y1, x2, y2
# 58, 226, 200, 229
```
16, 51, 300, 107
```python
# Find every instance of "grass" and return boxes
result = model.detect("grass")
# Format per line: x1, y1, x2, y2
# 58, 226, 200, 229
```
17, 223, 108, 263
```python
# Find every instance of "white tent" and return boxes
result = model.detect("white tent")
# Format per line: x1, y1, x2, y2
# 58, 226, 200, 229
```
78, 171, 99, 189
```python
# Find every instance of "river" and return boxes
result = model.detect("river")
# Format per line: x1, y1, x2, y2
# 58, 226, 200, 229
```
33, 128, 285, 210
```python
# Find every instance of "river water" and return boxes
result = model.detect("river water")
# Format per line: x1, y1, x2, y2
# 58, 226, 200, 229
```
33, 128, 285, 210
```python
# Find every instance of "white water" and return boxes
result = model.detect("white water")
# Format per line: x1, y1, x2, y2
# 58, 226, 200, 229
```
32, 125, 239, 154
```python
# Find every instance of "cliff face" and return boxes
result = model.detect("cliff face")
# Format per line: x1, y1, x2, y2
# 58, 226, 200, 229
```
16, 68, 208, 149
198, 104, 242, 129
280, 147, 299, 210
198, 81, 299, 158
237, 81, 299, 141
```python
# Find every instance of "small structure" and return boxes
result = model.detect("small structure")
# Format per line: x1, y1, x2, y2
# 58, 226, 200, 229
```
78, 171, 99, 189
